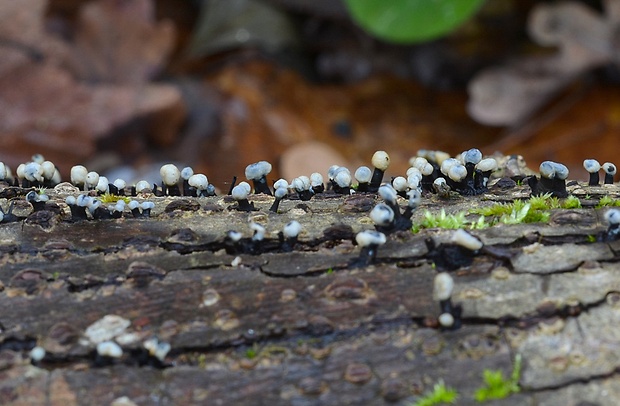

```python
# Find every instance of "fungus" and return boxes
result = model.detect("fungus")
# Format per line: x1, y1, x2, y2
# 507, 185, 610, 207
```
111, 179, 126, 196
433, 272, 461, 330
245, 161, 273, 195
370, 203, 395, 233
144, 337, 171, 363
129, 200, 142, 218
603, 208, 620, 241
583, 159, 600, 186
369, 151, 390, 192
29, 346, 46, 363
332, 168, 352, 195
140, 202, 154, 218
231, 182, 257, 211
0, 162, 10, 183
95, 176, 109, 194
181, 167, 194, 196
530, 161, 568, 197
603, 162, 616, 184
96, 341, 123, 359
292, 176, 314, 201
433, 177, 451, 198
26, 190, 48, 212
85, 171, 100, 191
160, 164, 181, 196
269, 186, 288, 213
352, 230, 386, 267
310, 172, 325, 194
40, 161, 56, 186
188, 174, 209, 197
88, 198, 112, 220
474, 157, 498, 189
66, 196, 88, 221
354, 166, 372, 192
109, 200, 125, 219
135, 180, 152, 195
392, 176, 409, 198
280, 220, 301, 251
23, 162, 44, 188
0, 202, 19, 223
71, 165, 88, 190
451, 229, 483, 251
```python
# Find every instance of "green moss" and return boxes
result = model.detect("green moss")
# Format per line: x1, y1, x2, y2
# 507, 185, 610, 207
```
412, 380, 458, 406
412, 209, 489, 233
99, 193, 131, 204
474, 354, 522, 402
597, 195, 620, 208
562, 195, 582, 209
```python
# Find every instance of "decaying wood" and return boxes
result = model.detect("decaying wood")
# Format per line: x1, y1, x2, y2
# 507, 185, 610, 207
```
1, 180, 620, 405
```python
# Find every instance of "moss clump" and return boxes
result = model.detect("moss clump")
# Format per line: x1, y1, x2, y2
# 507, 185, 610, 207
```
474, 354, 522, 402
412, 209, 488, 233
99, 193, 131, 204
596, 195, 620, 208
412, 380, 458, 406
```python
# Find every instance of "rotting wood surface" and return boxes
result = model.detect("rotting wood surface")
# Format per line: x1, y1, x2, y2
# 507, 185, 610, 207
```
1, 180, 620, 405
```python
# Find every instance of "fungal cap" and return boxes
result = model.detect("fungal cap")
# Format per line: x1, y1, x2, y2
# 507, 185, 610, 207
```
354, 166, 372, 183
440, 158, 459, 176
274, 187, 287, 199
51, 169, 61, 185
96, 176, 109, 193
310, 172, 324, 187
113, 178, 126, 190
273, 179, 289, 190
370, 203, 394, 226
451, 229, 483, 250
181, 167, 194, 180
355, 230, 387, 247
283, 220, 302, 238
447, 164, 467, 182
76, 194, 91, 207
334, 170, 352, 188
406, 166, 421, 178
86, 171, 100, 188
41, 161, 55, 180
327, 165, 341, 180
433, 151, 451, 165
292, 176, 311, 192
188, 174, 209, 190
140, 201, 155, 210
378, 184, 397, 204
603, 162, 617, 175
96, 341, 123, 358
392, 176, 408, 192
87, 199, 101, 213
30, 346, 46, 362
433, 272, 454, 301
24, 162, 43, 182
128, 200, 140, 210
433, 177, 447, 186
552, 162, 569, 180
407, 173, 421, 189
245, 161, 272, 180
160, 164, 181, 186
66, 196, 76, 205
114, 201, 125, 212
476, 158, 498, 172
583, 159, 601, 173
135, 180, 151, 193
539, 161, 556, 179
250, 222, 266, 241
407, 189, 422, 208
410, 156, 428, 169
463, 148, 482, 165
371, 151, 390, 171
31, 154, 45, 164
438, 313, 455, 328
70, 165, 88, 185
0, 162, 7, 180
605, 208, 620, 225
16, 163, 25, 180
231, 184, 249, 200
227, 230, 243, 242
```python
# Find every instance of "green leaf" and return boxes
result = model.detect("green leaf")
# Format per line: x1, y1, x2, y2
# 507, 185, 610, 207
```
344, 0, 486, 43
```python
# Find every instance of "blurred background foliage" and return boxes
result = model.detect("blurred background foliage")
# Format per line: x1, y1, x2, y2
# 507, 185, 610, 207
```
0, 0, 618, 189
